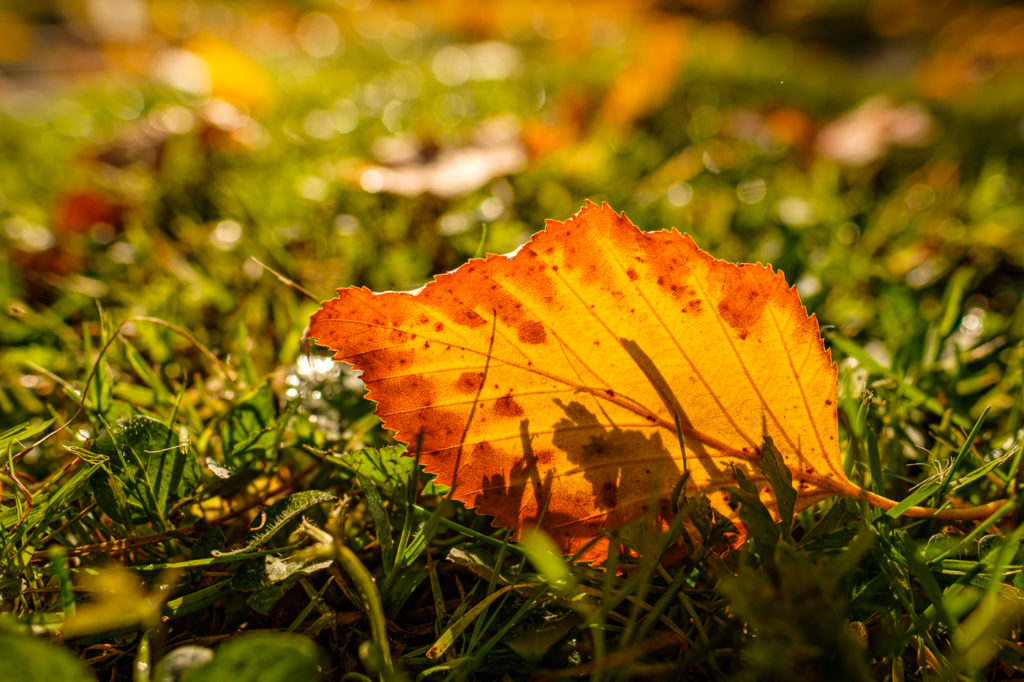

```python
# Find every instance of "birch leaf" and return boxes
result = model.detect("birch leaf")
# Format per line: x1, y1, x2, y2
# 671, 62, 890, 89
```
310, 202, 994, 563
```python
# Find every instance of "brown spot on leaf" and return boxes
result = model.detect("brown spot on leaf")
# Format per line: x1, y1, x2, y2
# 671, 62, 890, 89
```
534, 449, 554, 465
495, 392, 525, 417
717, 269, 764, 336
455, 371, 485, 394
472, 441, 497, 459
395, 410, 466, 471
377, 373, 439, 415
403, 374, 438, 407
453, 308, 487, 329
518, 321, 547, 345
355, 348, 415, 378
626, 268, 638, 281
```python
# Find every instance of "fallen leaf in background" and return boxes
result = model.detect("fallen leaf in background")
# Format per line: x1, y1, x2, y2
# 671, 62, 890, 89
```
596, 19, 689, 131
150, 35, 271, 109
816, 95, 933, 167
912, 6, 1024, 99
7, 189, 123, 301
727, 107, 815, 153
190, 36, 272, 109
54, 190, 123, 235
87, 99, 266, 173
521, 89, 591, 160
355, 118, 525, 198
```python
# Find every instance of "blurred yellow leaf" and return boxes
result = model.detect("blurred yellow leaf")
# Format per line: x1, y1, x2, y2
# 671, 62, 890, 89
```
187, 36, 272, 109
62, 565, 177, 638
597, 19, 689, 131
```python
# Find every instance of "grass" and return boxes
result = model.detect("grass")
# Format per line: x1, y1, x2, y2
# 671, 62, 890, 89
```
2, 1, 1024, 680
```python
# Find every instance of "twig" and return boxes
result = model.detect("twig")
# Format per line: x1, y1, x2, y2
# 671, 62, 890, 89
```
249, 257, 320, 303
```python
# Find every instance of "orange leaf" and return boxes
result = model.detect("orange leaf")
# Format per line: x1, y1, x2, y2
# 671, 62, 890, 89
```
596, 19, 689, 131
309, 202, 991, 563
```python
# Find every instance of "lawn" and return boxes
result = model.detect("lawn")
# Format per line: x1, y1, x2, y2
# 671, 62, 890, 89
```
2, 1, 1024, 680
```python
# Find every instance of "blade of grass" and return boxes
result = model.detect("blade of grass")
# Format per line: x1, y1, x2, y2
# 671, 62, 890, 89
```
466, 535, 512, 655
410, 504, 523, 555
358, 473, 395, 573
828, 335, 970, 429
463, 584, 549, 677
303, 521, 396, 677
934, 407, 989, 506
427, 583, 529, 661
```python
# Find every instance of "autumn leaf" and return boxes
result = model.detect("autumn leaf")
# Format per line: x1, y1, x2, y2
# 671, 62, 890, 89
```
310, 202, 1002, 563
596, 19, 689, 131
183, 35, 271, 109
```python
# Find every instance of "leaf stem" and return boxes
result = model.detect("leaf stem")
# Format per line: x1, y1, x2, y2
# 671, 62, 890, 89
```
854, 488, 1009, 521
